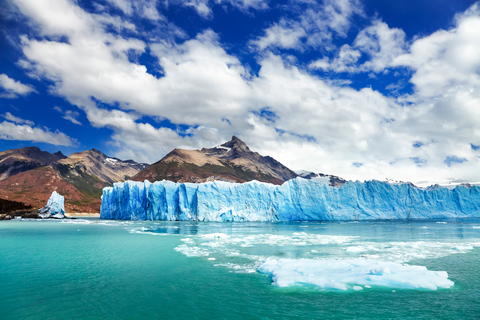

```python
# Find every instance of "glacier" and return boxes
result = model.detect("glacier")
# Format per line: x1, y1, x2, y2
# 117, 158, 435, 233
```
39, 191, 65, 219
100, 178, 480, 221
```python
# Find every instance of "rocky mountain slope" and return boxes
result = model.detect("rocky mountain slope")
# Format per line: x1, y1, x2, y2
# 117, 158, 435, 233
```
132, 136, 298, 184
0, 165, 92, 212
57, 149, 148, 184
0, 147, 65, 180
0, 140, 349, 213
0, 148, 147, 212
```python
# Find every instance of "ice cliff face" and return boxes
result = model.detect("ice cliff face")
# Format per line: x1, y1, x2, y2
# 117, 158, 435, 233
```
39, 191, 65, 218
100, 178, 480, 221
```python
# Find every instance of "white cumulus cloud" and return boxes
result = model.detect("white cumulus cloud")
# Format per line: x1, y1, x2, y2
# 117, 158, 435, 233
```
0, 121, 76, 146
311, 20, 407, 73
8, 0, 480, 185
0, 73, 36, 98
354, 20, 407, 72
252, 0, 364, 51
53, 106, 82, 125
167, 0, 268, 18
2, 112, 35, 126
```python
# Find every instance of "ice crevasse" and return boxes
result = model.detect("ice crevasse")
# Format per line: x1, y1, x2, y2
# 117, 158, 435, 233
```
100, 178, 480, 221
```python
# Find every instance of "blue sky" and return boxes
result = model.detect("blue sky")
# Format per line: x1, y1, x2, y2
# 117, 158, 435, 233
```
0, 0, 479, 186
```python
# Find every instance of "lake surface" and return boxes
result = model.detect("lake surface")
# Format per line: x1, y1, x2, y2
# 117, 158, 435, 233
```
1, 218, 480, 319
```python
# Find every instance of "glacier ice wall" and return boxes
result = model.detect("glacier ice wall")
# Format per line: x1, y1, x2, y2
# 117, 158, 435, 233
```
100, 178, 480, 221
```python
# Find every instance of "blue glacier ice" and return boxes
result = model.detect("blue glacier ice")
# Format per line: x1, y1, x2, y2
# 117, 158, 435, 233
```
39, 191, 65, 218
100, 178, 480, 221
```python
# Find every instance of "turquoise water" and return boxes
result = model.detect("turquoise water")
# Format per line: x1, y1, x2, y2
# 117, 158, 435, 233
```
1, 219, 480, 319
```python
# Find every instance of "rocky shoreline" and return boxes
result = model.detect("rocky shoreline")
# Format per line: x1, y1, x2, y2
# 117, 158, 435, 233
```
0, 198, 38, 220
0, 191, 69, 220
0, 212, 79, 220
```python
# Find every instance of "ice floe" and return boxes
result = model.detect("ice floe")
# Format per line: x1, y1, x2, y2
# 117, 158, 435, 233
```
169, 228, 480, 290
258, 258, 454, 290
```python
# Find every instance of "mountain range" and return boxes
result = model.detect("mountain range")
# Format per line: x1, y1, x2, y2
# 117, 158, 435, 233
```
0, 147, 147, 213
0, 136, 343, 213
133, 136, 298, 184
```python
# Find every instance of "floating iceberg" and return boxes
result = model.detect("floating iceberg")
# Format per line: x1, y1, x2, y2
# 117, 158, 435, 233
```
100, 178, 480, 221
39, 191, 65, 218
258, 258, 454, 290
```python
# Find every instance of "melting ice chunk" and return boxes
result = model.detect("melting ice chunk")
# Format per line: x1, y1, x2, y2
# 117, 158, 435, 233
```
258, 258, 454, 291
38, 191, 65, 218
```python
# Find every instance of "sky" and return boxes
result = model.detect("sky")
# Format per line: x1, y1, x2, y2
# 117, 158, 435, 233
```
0, 0, 479, 186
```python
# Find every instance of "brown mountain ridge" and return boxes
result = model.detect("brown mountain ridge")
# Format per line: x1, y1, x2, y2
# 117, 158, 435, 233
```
0, 148, 148, 212
132, 136, 298, 185
0, 137, 346, 213
0, 147, 66, 181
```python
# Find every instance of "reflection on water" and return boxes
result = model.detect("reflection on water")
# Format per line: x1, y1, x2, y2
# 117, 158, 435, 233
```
62, 218, 480, 241
96, 219, 480, 240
